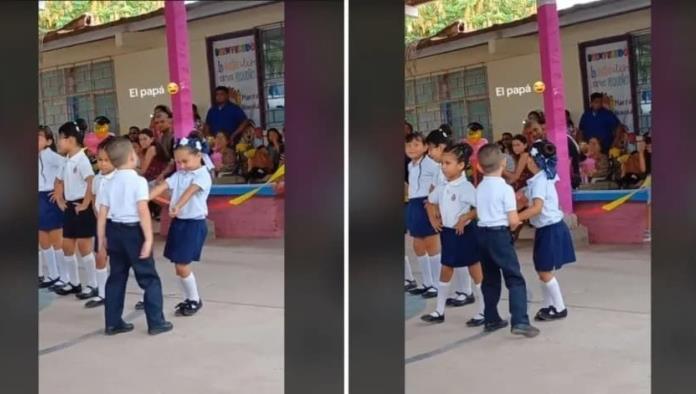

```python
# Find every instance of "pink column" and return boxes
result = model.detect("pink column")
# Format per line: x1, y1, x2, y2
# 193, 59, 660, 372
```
537, 0, 572, 213
165, 1, 194, 139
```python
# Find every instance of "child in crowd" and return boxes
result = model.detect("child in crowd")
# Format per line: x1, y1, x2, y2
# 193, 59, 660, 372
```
420, 143, 485, 326
425, 127, 475, 306
53, 122, 98, 298
578, 142, 595, 184
98, 137, 172, 336
518, 141, 575, 321
149, 135, 212, 316
405, 132, 442, 299
475, 143, 539, 337
38, 126, 66, 289
84, 137, 116, 308
212, 131, 237, 176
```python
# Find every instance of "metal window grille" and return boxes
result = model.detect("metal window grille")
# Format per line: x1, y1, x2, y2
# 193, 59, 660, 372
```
260, 25, 285, 131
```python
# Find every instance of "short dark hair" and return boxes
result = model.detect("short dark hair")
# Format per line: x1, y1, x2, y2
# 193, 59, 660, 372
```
404, 121, 414, 133
215, 86, 229, 94
502, 132, 513, 138
467, 122, 484, 131
478, 143, 505, 174
97, 135, 115, 152
405, 131, 425, 144
444, 143, 473, 165
426, 126, 452, 147
75, 118, 89, 132
58, 121, 85, 146
94, 116, 111, 125
105, 137, 134, 168
590, 92, 603, 102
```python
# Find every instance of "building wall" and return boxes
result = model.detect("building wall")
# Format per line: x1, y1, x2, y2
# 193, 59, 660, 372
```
40, 2, 283, 133
406, 8, 650, 139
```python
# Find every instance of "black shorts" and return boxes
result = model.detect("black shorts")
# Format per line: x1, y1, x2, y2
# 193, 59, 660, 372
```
63, 200, 96, 239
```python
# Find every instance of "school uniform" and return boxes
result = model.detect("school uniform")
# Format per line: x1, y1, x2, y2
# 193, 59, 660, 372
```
38, 148, 65, 231
406, 155, 439, 237
429, 174, 480, 267
163, 166, 212, 264
525, 172, 576, 272
57, 149, 96, 239
475, 176, 530, 327
101, 169, 167, 330
92, 171, 115, 252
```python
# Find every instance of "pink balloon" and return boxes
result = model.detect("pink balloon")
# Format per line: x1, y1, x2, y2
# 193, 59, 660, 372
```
84, 132, 100, 155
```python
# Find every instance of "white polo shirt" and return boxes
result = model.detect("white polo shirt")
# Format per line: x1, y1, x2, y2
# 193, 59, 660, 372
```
476, 176, 517, 228
428, 174, 476, 228
92, 170, 116, 212
101, 169, 149, 223
525, 171, 564, 228
38, 148, 65, 192
57, 149, 94, 201
408, 155, 440, 199
166, 166, 212, 220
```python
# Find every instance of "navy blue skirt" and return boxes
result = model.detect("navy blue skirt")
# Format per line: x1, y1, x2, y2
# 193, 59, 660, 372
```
164, 218, 208, 264
533, 220, 576, 272
39, 191, 64, 231
440, 224, 480, 267
407, 197, 437, 238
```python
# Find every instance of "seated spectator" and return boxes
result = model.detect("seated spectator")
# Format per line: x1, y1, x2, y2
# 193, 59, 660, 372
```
619, 134, 651, 189
609, 124, 630, 160
498, 140, 515, 173
247, 145, 274, 183
503, 134, 533, 191
266, 128, 285, 171
137, 128, 170, 183
586, 137, 610, 181
211, 131, 237, 176
578, 142, 595, 185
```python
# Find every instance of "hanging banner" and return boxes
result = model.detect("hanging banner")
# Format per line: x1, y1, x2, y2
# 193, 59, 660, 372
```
579, 36, 636, 132
206, 30, 263, 127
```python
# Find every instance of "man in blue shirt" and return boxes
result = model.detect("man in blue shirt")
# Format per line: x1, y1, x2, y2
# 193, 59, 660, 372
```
204, 86, 248, 139
578, 92, 620, 153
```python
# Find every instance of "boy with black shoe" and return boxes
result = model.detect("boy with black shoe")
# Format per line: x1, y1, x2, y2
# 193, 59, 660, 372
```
97, 137, 172, 336
475, 143, 539, 338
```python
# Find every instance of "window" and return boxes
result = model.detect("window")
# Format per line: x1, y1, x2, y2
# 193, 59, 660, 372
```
632, 33, 651, 134
39, 60, 119, 134
260, 26, 285, 130
405, 66, 491, 141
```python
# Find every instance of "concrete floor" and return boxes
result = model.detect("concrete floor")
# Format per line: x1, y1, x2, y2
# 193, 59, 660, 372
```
39, 237, 284, 394
405, 239, 650, 394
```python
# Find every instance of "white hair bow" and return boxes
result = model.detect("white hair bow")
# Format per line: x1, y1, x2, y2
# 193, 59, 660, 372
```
530, 147, 539, 157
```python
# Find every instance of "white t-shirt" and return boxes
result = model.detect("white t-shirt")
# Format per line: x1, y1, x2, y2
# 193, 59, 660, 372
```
407, 155, 440, 199
166, 166, 212, 220
101, 169, 149, 223
476, 176, 516, 227
92, 171, 116, 213
56, 149, 94, 201
525, 171, 564, 228
428, 174, 476, 228
38, 148, 65, 192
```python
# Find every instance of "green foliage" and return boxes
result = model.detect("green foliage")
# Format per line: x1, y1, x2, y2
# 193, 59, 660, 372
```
39, 1, 165, 32
405, 0, 536, 43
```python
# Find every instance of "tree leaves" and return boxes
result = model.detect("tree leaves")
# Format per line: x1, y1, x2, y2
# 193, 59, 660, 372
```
39, 1, 165, 32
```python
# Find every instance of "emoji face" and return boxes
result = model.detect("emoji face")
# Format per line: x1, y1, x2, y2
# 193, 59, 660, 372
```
94, 123, 109, 139
167, 82, 179, 95
533, 81, 545, 94
467, 129, 482, 144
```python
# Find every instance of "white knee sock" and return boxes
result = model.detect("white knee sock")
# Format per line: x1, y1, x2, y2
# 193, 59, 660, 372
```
474, 283, 484, 318
181, 273, 200, 302
546, 277, 566, 311
417, 255, 432, 287
64, 255, 80, 286
540, 282, 552, 308
405, 256, 415, 281
429, 253, 442, 288
435, 281, 450, 315
55, 249, 67, 283
80, 253, 98, 289
38, 251, 44, 277
455, 267, 472, 295
96, 268, 108, 299
40, 248, 59, 280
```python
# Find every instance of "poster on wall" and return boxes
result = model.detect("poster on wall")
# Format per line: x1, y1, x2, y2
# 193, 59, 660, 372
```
579, 36, 636, 132
206, 30, 263, 127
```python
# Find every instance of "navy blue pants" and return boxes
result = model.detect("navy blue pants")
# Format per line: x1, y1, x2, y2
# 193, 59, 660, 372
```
105, 221, 166, 329
476, 227, 530, 326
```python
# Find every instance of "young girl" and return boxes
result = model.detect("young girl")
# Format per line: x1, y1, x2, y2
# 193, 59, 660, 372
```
149, 135, 212, 316
54, 122, 98, 298
420, 143, 485, 326
425, 127, 474, 306
405, 132, 441, 299
39, 126, 66, 289
211, 131, 237, 176
84, 137, 116, 308
518, 140, 576, 321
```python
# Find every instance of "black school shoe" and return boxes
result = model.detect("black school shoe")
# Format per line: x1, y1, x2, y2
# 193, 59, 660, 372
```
421, 287, 438, 299
404, 279, 418, 292
148, 321, 174, 336
446, 291, 475, 307
180, 300, 203, 317
48, 280, 66, 293
85, 296, 105, 309
134, 300, 144, 310
466, 315, 485, 327
535, 306, 568, 321
105, 322, 134, 336
420, 311, 445, 324
408, 286, 428, 295
511, 323, 540, 338
483, 319, 509, 332
54, 283, 82, 296
39, 277, 59, 289
76, 286, 98, 300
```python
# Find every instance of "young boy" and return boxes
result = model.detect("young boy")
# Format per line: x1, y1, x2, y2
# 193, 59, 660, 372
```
97, 137, 172, 336
475, 143, 539, 337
